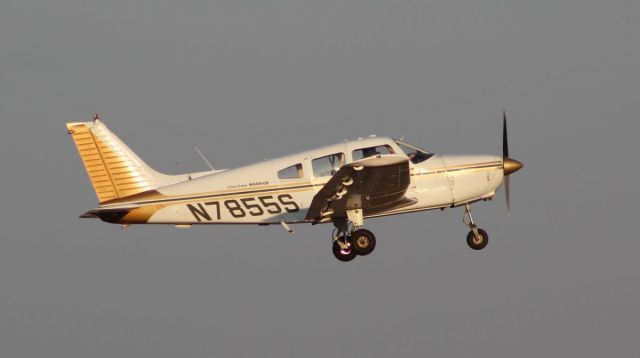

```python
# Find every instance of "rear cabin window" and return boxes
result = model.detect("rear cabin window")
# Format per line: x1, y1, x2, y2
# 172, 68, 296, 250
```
278, 163, 304, 179
352, 145, 394, 161
312, 153, 345, 177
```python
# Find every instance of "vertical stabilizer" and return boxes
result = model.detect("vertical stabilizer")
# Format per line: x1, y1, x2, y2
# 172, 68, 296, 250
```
66, 119, 167, 203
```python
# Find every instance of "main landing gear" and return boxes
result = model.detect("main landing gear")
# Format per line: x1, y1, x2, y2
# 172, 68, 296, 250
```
331, 216, 377, 262
463, 203, 489, 250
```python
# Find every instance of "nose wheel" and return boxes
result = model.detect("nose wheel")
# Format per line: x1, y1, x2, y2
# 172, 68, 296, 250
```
463, 204, 489, 250
466, 227, 488, 250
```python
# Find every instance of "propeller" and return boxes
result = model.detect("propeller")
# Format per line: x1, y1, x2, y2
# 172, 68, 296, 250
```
502, 111, 523, 213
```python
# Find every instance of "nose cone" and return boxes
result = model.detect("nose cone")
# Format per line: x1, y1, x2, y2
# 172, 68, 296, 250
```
503, 158, 523, 176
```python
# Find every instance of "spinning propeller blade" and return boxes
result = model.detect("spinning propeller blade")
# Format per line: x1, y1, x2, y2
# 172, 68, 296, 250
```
504, 176, 511, 213
503, 111, 509, 158
502, 111, 523, 213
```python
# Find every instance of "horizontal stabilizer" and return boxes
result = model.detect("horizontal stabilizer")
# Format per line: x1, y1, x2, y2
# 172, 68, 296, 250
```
79, 203, 141, 218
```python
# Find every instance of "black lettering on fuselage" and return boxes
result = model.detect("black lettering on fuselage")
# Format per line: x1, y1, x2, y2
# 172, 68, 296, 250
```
278, 194, 300, 212
185, 194, 298, 221
187, 203, 212, 222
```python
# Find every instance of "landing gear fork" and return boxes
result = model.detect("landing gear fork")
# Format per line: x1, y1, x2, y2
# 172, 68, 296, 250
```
463, 203, 489, 250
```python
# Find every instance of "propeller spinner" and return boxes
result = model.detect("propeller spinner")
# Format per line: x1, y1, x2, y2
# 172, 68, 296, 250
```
502, 111, 523, 212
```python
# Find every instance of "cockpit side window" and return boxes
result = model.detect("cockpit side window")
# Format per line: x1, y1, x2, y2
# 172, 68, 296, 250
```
394, 140, 433, 164
278, 163, 304, 179
312, 153, 345, 177
352, 145, 394, 161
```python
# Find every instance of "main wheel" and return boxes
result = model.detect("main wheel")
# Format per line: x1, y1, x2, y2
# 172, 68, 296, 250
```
332, 236, 357, 262
351, 229, 376, 256
466, 228, 489, 250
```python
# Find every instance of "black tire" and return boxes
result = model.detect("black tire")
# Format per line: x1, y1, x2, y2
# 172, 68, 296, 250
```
351, 229, 376, 256
466, 228, 489, 250
332, 236, 357, 262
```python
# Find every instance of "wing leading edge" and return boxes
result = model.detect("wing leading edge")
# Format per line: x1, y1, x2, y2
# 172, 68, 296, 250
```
305, 154, 415, 223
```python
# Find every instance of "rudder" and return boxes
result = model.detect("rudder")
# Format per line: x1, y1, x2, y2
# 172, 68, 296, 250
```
66, 118, 163, 204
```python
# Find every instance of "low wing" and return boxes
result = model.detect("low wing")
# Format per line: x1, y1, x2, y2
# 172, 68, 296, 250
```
305, 154, 416, 223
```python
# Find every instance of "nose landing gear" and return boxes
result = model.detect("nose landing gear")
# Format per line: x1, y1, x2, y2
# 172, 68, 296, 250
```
463, 203, 489, 250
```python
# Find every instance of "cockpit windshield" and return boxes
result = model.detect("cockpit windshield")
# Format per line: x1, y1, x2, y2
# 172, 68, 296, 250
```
394, 139, 434, 164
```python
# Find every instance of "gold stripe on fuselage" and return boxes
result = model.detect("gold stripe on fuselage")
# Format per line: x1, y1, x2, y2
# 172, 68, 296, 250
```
411, 162, 502, 179
103, 180, 316, 207
119, 186, 317, 224
113, 161, 502, 223
122, 204, 167, 223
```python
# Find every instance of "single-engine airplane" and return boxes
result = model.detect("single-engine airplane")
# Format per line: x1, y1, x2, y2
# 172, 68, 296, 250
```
66, 113, 522, 262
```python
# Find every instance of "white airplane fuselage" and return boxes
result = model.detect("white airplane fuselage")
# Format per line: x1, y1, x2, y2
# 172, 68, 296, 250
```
96, 137, 504, 226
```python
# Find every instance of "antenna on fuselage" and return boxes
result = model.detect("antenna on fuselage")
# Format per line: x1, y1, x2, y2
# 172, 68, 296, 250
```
194, 146, 215, 171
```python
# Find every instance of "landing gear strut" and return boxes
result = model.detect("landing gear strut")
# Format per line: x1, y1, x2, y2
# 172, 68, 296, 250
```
331, 215, 377, 262
463, 204, 489, 250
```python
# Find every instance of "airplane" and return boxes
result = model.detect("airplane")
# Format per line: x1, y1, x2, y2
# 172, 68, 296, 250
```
66, 113, 522, 262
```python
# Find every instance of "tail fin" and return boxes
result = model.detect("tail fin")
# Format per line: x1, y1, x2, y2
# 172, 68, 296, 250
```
66, 118, 174, 204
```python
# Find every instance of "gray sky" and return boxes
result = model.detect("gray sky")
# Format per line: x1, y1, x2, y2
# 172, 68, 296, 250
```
1, 0, 640, 357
